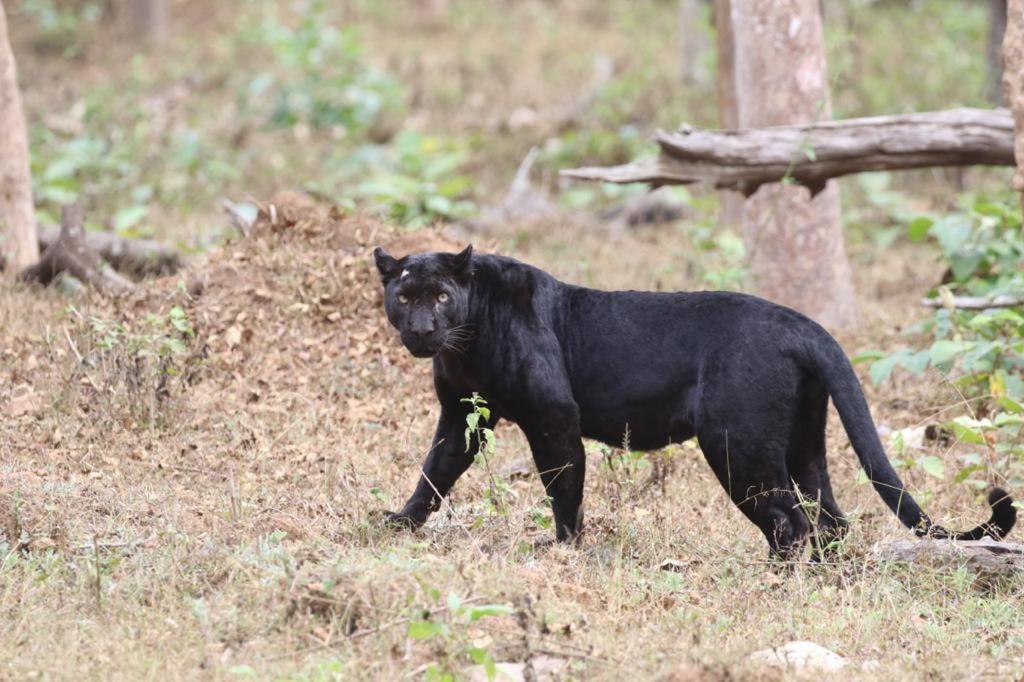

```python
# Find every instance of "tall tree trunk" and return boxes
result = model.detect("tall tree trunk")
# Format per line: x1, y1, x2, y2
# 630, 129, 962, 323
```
730, 0, 857, 330
130, 0, 168, 46
1004, 0, 1024, 211
0, 0, 39, 270
713, 0, 744, 231
990, 0, 1009, 105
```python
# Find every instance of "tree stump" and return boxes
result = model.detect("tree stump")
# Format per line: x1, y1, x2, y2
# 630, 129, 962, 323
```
20, 204, 135, 295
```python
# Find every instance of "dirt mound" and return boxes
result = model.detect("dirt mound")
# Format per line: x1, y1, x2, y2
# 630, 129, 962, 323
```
136, 197, 467, 417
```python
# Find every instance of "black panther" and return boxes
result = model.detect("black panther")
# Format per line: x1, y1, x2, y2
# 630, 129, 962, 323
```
373, 245, 1015, 558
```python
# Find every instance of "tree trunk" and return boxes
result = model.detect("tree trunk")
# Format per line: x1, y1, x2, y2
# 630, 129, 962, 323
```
712, 0, 744, 230
0, 0, 39, 271
1004, 0, 1024, 210
678, 0, 712, 87
130, 0, 168, 46
990, 0, 1009, 105
730, 0, 856, 330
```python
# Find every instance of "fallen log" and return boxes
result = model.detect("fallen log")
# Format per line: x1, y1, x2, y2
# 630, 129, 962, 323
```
21, 204, 135, 295
562, 108, 1016, 196
37, 223, 182, 276
872, 538, 1024, 578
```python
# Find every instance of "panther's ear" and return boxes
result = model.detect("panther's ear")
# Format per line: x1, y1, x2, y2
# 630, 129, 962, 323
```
447, 244, 473, 277
373, 246, 400, 281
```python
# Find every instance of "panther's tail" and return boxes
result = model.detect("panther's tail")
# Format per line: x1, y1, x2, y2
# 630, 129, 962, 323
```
808, 334, 1015, 541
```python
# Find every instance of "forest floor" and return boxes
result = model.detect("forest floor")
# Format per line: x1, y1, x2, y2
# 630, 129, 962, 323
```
3, 1, 1023, 680
3, 202, 1022, 680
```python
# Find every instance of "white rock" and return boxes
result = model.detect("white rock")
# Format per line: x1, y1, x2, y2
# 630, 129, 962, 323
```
747, 641, 847, 672
467, 655, 567, 682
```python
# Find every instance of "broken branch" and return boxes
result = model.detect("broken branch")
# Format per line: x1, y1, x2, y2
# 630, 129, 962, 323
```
562, 108, 1016, 196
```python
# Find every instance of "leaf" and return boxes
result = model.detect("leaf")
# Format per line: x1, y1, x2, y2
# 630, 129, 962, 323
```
851, 349, 885, 365
446, 591, 462, 613
928, 339, 963, 367
907, 216, 934, 242
113, 205, 150, 233
929, 215, 972, 255
465, 604, 513, 621
869, 354, 900, 385
916, 456, 946, 479
407, 620, 445, 640
949, 419, 987, 445
999, 396, 1024, 414
954, 463, 986, 484
899, 349, 931, 375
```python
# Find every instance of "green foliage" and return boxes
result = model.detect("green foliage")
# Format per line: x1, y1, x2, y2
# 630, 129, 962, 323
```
406, 591, 513, 681
859, 197, 1024, 488
70, 303, 200, 426
240, 0, 403, 132
461, 393, 514, 518
334, 132, 476, 226
826, 1, 990, 117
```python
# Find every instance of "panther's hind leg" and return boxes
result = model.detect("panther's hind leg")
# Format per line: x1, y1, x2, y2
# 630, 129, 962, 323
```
693, 346, 814, 560
787, 383, 849, 562
696, 426, 811, 561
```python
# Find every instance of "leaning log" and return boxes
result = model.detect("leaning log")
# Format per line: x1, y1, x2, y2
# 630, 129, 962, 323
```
21, 204, 135, 295
562, 108, 1016, 196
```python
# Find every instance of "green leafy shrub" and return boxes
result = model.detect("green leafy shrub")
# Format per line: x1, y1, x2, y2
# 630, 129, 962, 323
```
321, 131, 476, 226
857, 197, 1024, 488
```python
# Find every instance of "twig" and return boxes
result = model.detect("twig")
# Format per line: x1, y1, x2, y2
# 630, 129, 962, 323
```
921, 294, 1022, 310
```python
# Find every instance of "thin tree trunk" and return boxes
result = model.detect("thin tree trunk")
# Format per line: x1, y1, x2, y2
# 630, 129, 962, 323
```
0, 0, 39, 271
1004, 0, 1024, 211
713, 0, 744, 230
731, 0, 856, 330
678, 0, 712, 87
130, 0, 168, 46
990, 0, 1009, 105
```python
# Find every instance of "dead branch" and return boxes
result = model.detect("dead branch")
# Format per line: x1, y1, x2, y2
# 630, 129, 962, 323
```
20, 204, 135, 295
872, 538, 1024, 577
921, 294, 1023, 310
37, 224, 182, 277
562, 108, 1016, 196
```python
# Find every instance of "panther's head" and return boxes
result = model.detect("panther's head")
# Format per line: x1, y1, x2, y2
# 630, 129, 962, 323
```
373, 245, 474, 358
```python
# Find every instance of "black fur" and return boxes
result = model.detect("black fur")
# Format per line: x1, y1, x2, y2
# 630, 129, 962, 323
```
373, 246, 1016, 558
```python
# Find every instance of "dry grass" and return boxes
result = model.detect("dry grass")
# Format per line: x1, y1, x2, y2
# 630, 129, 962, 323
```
2, 208, 1023, 681
5, 2, 1023, 678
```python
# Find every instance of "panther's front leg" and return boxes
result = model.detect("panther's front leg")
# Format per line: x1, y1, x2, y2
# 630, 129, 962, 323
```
387, 406, 495, 530
520, 402, 587, 543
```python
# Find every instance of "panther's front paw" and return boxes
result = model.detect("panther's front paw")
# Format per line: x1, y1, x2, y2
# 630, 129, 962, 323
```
384, 511, 426, 531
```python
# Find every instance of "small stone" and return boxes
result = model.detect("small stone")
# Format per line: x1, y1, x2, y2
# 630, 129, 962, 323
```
747, 641, 847, 672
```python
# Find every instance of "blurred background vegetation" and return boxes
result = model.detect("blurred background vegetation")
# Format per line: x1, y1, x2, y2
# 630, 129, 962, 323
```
10, 0, 1014, 247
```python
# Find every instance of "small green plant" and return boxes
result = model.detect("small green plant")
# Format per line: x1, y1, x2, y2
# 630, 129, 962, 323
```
461, 394, 514, 517
407, 590, 513, 681
69, 304, 200, 427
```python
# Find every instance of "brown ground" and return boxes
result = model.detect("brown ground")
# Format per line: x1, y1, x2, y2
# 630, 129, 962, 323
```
3, 196, 1020, 680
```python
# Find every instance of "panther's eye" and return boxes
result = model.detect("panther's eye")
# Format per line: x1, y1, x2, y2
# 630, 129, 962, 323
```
398, 294, 409, 304
437, 292, 450, 303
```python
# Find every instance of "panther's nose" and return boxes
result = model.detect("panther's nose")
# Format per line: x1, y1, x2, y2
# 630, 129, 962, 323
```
410, 322, 435, 338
